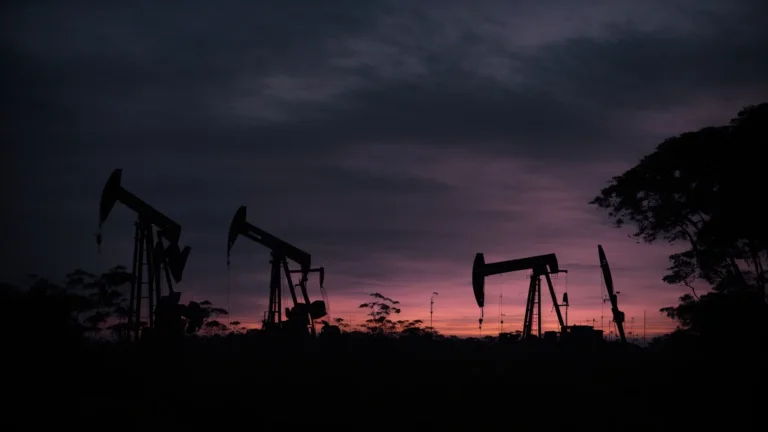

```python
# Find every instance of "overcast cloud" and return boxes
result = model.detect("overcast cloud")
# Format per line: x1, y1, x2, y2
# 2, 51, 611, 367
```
3, 0, 767, 334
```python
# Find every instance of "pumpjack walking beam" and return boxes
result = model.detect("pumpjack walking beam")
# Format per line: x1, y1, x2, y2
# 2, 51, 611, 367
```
98, 169, 191, 341
473, 253, 566, 339
598, 245, 627, 344
227, 206, 327, 336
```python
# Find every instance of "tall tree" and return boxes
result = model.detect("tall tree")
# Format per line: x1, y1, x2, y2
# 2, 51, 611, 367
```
68, 266, 133, 334
196, 300, 229, 335
359, 293, 401, 335
590, 103, 767, 304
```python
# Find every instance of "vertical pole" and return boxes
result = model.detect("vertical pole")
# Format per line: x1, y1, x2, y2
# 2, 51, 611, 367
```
537, 277, 542, 337
154, 238, 165, 307
430, 292, 438, 331
135, 221, 145, 341
276, 258, 282, 324
643, 310, 647, 344
498, 293, 502, 334
543, 272, 564, 329
267, 253, 282, 325
601, 298, 605, 333
500, 294, 504, 333
145, 226, 156, 330
523, 275, 536, 338
163, 253, 174, 297
307, 271, 316, 337
430, 298, 433, 329
128, 221, 140, 341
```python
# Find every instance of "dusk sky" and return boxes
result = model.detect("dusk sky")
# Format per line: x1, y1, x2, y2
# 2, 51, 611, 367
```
4, 0, 767, 338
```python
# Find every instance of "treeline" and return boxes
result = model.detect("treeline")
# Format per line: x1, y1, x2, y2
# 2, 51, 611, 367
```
0, 266, 437, 346
0, 266, 229, 346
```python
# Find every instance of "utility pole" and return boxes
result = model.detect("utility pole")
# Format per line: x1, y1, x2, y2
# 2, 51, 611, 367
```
601, 294, 606, 332
643, 310, 647, 344
498, 292, 503, 334
430, 292, 439, 329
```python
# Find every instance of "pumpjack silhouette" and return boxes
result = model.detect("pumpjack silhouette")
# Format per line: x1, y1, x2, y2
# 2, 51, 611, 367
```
98, 169, 203, 341
227, 206, 330, 337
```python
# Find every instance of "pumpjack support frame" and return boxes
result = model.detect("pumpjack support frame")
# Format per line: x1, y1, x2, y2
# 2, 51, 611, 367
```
98, 169, 191, 341
227, 206, 327, 337
473, 252, 566, 339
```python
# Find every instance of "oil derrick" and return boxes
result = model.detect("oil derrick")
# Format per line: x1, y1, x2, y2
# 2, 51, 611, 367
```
473, 253, 567, 339
598, 245, 627, 344
227, 206, 327, 337
98, 169, 192, 341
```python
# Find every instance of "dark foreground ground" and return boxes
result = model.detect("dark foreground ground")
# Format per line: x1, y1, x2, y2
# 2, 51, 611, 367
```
7, 333, 765, 431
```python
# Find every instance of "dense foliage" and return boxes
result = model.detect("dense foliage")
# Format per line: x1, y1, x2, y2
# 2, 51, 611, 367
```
590, 102, 768, 337
0, 266, 228, 344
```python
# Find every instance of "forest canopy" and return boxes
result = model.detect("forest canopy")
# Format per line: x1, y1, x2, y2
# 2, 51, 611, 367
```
590, 103, 767, 335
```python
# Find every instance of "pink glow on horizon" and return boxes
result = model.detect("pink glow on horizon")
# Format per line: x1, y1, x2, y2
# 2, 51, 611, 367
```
183, 145, 699, 339
217, 240, 684, 339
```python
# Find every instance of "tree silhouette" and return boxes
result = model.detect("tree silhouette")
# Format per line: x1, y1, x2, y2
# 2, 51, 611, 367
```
203, 320, 228, 335
660, 290, 768, 335
197, 300, 228, 323
70, 266, 132, 334
6, 266, 134, 340
1, 265, 235, 341
194, 300, 229, 335
227, 320, 248, 333
590, 103, 767, 303
333, 317, 350, 331
398, 319, 439, 337
358, 293, 401, 335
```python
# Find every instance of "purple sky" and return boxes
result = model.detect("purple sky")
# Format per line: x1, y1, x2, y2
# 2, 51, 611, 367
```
4, 0, 767, 337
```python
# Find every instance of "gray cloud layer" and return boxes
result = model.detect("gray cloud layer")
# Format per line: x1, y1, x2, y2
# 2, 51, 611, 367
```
3, 0, 767, 326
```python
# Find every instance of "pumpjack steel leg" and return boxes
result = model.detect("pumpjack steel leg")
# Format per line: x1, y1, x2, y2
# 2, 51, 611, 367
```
128, 222, 140, 340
